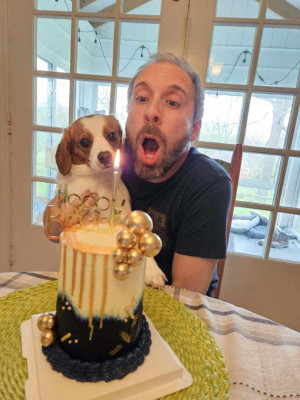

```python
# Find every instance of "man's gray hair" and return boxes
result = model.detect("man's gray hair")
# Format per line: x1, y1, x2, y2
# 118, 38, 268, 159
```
127, 52, 204, 122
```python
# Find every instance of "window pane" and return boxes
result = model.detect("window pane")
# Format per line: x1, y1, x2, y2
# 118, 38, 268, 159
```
77, 19, 114, 76
216, 0, 261, 18
36, 17, 71, 72
115, 83, 129, 132
35, 77, 70, 128
292, 106, 300, 150
206, 25, 256, 85
201, 90, 244, 144
118, 22, 159, 78
33, 131, 62, 178
254, 26, 300, 88
228, 206, 271, 257
237, 152, 281, 205
36, 0, 72, 11
122, 0, 162, 15
280, 157, 300, 208
78, 0, 116, 13
245, 93, 294, 148
266, 0, 300, 20
32, 182, 57, 225
75, 80, 111, 119
196, 148, 233, 163
269, 212, 300, 263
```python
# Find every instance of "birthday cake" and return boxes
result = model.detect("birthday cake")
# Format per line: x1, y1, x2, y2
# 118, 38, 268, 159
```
38, 211, 162, 381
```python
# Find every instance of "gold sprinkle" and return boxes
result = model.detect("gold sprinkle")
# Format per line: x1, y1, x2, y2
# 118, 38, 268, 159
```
120, 332, 131, 343
124, 318, 128, 323
109, 344, 123, 356
61, 332, 71, 342
74, 339, 78, 344
67, 306, 72, 310
68, 340, 72, 344
62, 306, 65, 310
65, 301, 69, 306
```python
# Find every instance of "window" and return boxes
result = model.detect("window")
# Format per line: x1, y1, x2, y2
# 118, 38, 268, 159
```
197, 0, 300, 263
32, 0, 162, 225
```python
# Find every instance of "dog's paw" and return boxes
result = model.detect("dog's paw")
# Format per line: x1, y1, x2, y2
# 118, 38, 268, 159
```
145, 258, 167, 290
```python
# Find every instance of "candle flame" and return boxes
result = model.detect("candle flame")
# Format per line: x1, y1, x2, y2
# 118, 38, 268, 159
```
114, 149, 120, 172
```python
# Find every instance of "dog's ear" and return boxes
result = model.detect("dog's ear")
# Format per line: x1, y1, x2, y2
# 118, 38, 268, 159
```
56, 127, 72, 175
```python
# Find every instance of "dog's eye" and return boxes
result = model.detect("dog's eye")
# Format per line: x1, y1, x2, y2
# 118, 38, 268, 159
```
108, 132, 117, 142
80, 138, 90, 148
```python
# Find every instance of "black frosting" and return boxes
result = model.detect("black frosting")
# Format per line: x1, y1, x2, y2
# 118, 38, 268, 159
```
42, 315, 151, 382
56, 294, 144, 362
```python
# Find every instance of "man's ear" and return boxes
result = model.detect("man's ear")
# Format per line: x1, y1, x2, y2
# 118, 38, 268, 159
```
191, 120, 202, 141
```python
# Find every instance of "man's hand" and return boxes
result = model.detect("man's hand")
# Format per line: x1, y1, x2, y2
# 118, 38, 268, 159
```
171, 252, 217, 294
43, 190, 99, 242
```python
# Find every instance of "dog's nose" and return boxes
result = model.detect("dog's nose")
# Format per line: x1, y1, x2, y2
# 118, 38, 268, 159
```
98, 151, 112, 166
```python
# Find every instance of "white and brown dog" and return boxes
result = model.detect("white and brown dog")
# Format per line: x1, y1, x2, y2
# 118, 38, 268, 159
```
55, 114, 166, 289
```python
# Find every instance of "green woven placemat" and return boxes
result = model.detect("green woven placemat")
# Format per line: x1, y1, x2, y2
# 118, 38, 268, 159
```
0, 282, 229, 400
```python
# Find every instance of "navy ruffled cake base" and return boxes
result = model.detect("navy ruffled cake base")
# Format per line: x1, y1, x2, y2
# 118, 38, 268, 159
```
42, 315, 151, 382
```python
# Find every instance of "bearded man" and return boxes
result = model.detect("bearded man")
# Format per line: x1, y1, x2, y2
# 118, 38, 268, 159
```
122, 52, 232, 297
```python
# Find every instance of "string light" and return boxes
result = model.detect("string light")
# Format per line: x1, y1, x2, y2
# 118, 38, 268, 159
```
77, 28, 151, 74
209, 49, 300, 86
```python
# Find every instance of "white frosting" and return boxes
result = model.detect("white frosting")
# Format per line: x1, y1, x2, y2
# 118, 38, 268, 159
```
58, 224, 145, 320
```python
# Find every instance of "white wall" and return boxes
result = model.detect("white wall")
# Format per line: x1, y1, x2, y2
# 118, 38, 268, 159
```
220, 254, 300, 332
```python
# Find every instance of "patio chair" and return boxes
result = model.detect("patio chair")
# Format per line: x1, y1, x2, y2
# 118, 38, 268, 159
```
213, 144, 243, 299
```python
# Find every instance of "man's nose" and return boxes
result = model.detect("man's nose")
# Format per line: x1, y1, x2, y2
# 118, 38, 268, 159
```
144, 101, 161, 125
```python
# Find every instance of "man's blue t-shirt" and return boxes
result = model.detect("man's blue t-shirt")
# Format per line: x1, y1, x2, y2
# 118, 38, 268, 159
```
122, 147, 232, 297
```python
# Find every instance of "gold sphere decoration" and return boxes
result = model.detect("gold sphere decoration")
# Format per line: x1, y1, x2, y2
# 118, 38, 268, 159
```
127, 248, 143, 266
117, 229, 137, 250
113, 263, 131, 280
124, 211, 153, 236
41, 329, 56, 347
37, 313, 56, 331
139, 232, 162, 257
112, 248, 127, 263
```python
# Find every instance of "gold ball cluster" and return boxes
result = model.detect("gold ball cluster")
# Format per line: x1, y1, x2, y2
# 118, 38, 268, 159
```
37, 313, 57, 347
113, 211, 162, 281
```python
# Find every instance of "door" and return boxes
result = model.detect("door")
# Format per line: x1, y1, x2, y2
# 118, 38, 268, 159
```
6, 0, 189, 272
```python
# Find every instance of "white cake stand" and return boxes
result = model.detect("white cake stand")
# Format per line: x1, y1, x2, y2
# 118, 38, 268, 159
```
21, 313, 193, 400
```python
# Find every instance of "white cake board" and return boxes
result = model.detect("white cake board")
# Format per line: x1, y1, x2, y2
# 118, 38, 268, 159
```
21, 313, 193, 400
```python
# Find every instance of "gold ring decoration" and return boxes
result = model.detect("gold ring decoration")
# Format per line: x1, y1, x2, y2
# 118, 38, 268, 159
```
67, 194, 82, 208
113, 211, 162, 280
82, 195, 98, 209
96, 196, 110, 211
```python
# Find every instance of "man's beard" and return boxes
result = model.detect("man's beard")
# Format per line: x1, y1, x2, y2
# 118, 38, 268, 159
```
126, 124, 191, 180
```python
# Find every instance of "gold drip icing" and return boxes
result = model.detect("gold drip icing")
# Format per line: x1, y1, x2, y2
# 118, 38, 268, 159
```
125, 297, 138, 319
131, 314, 138, 328
109, 344, 123, 356
125, 307, 135, 320
72, 249, 77, 296
99, 255, 108, 329
78, 252, 86, 309
62, 245, 67, 301
88, 254, 96, 341
61, 332, 71, 342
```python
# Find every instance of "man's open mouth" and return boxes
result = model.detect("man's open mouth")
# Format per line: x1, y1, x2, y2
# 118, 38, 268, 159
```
140, 137, 160, 165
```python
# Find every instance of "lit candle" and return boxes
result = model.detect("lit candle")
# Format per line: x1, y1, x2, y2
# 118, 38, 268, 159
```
110, 149, 120, 227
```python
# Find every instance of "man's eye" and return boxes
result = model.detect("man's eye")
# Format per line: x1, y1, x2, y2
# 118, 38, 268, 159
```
136, 96, 148, 103
108, 132, 117, 142
80, 138, 90, 148
167, 100, 180, 108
